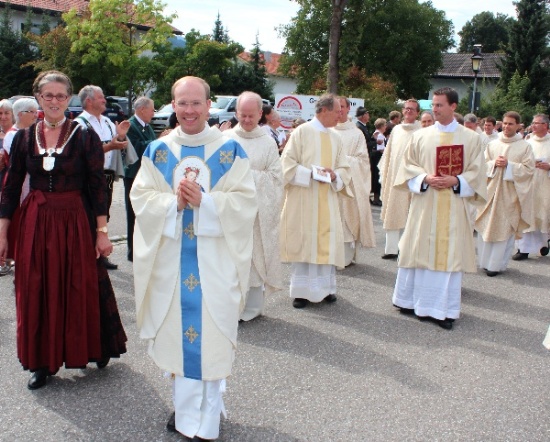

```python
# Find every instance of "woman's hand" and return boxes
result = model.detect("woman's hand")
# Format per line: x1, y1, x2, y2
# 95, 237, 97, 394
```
95, 232, 113, 259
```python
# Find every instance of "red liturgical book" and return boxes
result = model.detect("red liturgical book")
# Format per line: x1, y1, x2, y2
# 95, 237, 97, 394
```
436, 144, 464, 176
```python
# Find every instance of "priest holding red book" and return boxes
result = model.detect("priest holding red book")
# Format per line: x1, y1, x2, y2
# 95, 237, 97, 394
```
391, 87, 487, 330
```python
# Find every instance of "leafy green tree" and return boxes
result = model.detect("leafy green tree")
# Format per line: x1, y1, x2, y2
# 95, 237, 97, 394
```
499, 0, 550, 108
458, 12, 513, 53
280, 0, 453, 97
63, 0, 176, 112
245, 35, 274, 100
0, 6, 37, 97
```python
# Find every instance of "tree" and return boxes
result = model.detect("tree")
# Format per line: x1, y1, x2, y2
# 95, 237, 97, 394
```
63, 0, 177, 113
458, 12, 513, 53
327, 0, 348, 93
245, 35, 274, 100
280, 0, 453, 98
212, 11, 230, 44
0, 6, 37, 97
499, 0, 550, 108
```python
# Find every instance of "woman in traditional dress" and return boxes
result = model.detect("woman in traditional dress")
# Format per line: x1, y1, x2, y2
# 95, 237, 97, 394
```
0, 70, 127, 390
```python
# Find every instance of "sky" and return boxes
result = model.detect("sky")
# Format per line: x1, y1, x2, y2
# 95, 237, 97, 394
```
164, 1, 520, 54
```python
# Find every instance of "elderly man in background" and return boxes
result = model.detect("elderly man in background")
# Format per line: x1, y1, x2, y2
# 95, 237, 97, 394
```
512, 114, 550, 260
131, 76, 257, 439
333, 96, 375, 266
476, 111, 535, 276
280, 93, 352, 309
226, 91, 283, 320
76, 85, 136, 270
420, 111, 434, 128
378, 99, 422, 260
124, 96, 156, 262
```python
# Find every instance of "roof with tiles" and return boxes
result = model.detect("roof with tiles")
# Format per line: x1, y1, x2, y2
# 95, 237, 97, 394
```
238, 51, 289, 77
436, 52, 504, 79
0, 0, 90, 14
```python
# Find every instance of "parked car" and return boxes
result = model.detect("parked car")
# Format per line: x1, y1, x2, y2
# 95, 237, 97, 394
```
208, 95, 271, 125
106, 95, 131, 118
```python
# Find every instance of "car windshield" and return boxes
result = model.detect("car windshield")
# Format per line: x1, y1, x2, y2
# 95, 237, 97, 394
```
68, 96, 81, 107
210, 97, 231, 109
158, 104, 173, 113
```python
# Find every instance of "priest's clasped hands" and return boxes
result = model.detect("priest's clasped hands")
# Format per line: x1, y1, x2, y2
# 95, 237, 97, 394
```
494, 155, 509, 168
424, 174, 459, 190
177, 178, 203, 210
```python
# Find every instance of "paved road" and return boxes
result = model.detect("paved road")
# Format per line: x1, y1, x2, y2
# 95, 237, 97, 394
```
1, 181, 549, 441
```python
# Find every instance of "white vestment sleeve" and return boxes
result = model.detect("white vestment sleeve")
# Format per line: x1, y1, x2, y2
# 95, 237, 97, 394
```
289, 164, 312, 187
408, 173, 427, 194
457, 174, 475, 197
503, 162, 514, 181
330, 172, 344, 192
161, 199, 181, 239
194, 193, 223, 237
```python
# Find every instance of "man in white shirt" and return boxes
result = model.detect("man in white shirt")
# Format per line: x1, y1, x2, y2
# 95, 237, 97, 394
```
76, 85, 132, 269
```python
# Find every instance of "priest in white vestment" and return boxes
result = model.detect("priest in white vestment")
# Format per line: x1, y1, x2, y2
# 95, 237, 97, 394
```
392, 87, 486, 330
226, 92, 283, 320
280, 93, 352, 309
513, 114, 550, 260
130, 77, 257, 440
333, 96, 375, 266
378, 99, 422, 259
476, 111, 535, 276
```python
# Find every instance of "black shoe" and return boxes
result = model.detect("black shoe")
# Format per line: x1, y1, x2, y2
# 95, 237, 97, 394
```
324, 294, 337, 303
381, 253, 398, 260
103, 258, 118, 270
292, 298, 309, 309
28, 369, 49, 390
97, 357, 110, 369
512, 251, 528, 261
435, 318, 453, 330
370, 199, 382, 207
486, 270, 499, 277
167, 411, 176, 432
398, 307, 415, 315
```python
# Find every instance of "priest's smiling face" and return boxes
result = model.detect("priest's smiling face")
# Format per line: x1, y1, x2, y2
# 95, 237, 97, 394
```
502, 116, 520, 138
172, 78, 212, 135
236, 96, 262, 132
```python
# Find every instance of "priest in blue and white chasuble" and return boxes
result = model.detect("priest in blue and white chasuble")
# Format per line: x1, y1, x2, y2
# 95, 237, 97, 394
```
131, 125, 257, 381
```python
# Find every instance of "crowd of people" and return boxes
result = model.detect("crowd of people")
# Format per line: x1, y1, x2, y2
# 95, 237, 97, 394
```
0, 71, 548, 441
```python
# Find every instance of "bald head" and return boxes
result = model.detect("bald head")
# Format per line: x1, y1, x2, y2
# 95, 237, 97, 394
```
236, 91, 263, 131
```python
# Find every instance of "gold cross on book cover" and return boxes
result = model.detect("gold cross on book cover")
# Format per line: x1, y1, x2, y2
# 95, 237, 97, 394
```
436, 145, 464, 176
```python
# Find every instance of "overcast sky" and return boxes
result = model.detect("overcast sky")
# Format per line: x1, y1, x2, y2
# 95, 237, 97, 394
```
164, 1, 519, 53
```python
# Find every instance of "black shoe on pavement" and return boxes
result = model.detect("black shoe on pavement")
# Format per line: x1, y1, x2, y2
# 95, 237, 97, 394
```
167, 411, 176, 432
486, 270, 499, 277
28, 369, 49, 390
292, 298, 309, 309
435, 318, 454, 330
398, 307, 415, 315
512, 251, 528, 261
103, 258, 118, 270
370, 199, 382, 207
381, 254, 398, 260
97, 357, 110, 369
324, 294, 337, 303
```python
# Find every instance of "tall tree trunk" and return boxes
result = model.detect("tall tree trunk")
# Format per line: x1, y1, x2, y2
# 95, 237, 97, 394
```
327, 0, 348, 94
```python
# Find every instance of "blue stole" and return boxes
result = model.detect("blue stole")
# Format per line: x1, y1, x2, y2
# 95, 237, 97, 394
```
144, 136, 247, 380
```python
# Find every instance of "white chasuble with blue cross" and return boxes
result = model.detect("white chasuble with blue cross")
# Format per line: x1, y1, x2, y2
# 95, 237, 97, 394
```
131, 126, 257, 381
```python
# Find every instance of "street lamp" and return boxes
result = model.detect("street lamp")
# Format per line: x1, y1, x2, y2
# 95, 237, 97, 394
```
470, 44, 483, 113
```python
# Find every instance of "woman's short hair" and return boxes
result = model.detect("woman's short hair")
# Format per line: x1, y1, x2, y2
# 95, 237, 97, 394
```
32, 70, 73, 97
13, 98, 38, 124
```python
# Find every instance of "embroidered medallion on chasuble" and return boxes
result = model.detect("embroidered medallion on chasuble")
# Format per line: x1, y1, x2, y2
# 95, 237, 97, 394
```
144, 140, 245, 380
436, 144, 464, 177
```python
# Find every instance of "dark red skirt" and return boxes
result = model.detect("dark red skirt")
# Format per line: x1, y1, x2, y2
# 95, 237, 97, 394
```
15, 190, 126, 372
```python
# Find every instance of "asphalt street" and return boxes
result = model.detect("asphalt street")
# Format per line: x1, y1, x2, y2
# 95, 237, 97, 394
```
0, 181, 549, 441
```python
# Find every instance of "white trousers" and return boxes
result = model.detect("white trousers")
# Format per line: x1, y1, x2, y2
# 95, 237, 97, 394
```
173, 376, 225, 440
392, 268, 462, 320
517, 231, 550, 254
290, 263, 336, 302
240, 285, 264, 321
477, 235, 515, 272
384, 229, 402, 255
